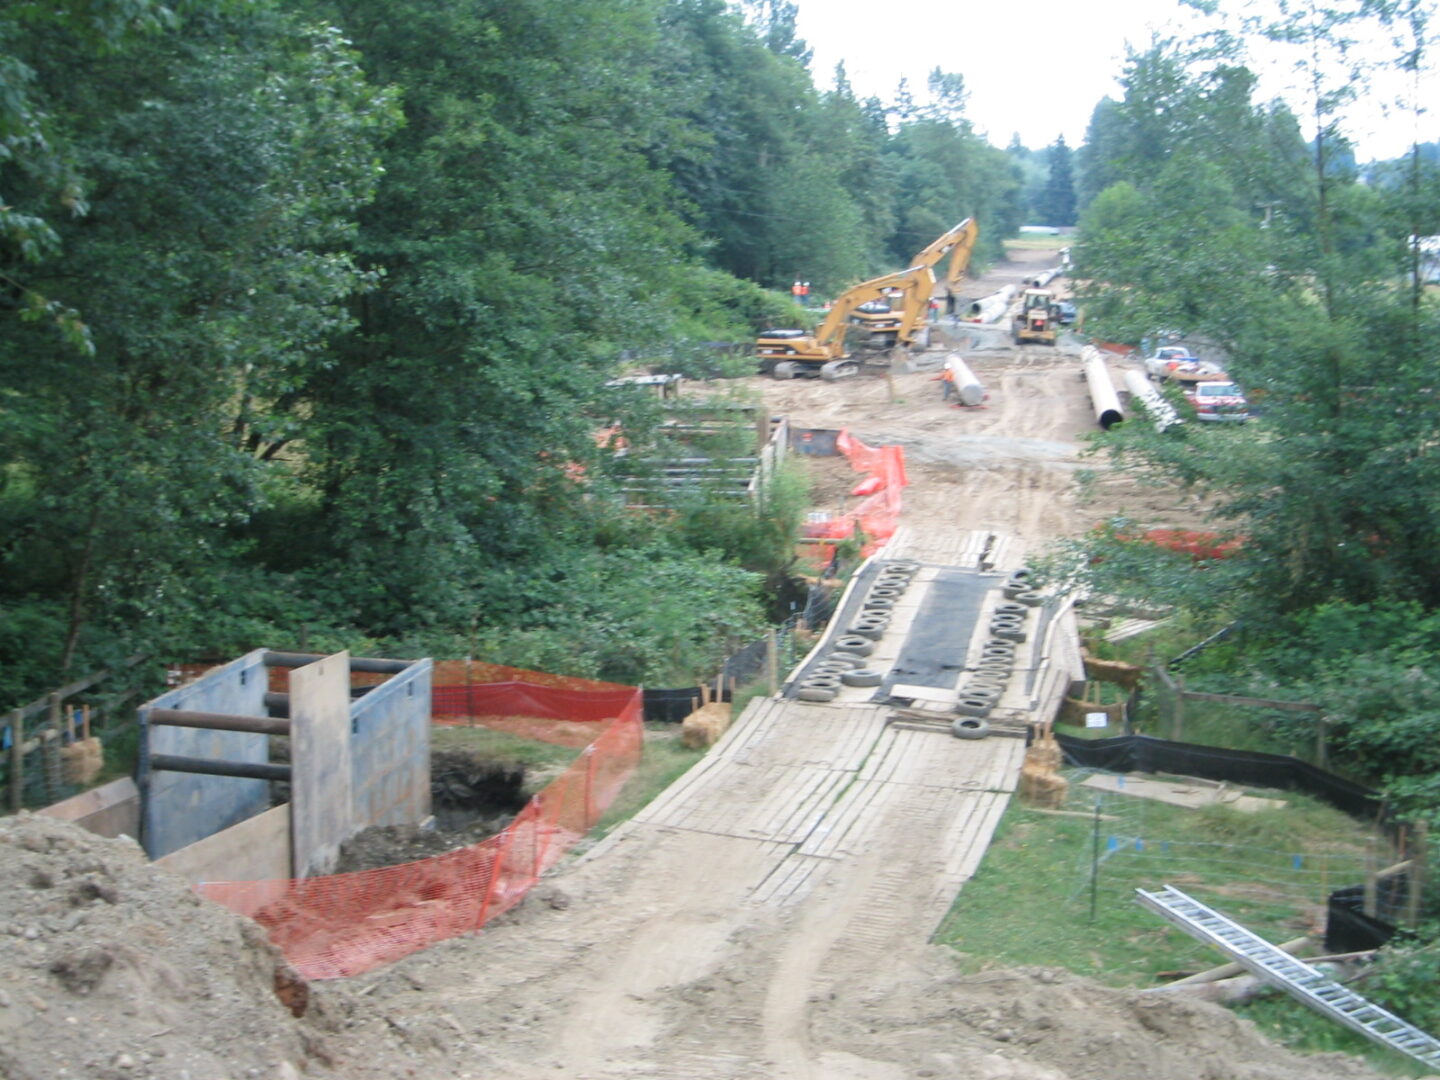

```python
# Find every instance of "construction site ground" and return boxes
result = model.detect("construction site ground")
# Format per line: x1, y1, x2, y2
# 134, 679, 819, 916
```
0, 246, 1395, 1080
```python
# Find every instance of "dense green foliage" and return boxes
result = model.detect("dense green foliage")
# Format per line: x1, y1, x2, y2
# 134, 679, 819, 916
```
1062, 4, 1440, 840
0, 0, 1019, 699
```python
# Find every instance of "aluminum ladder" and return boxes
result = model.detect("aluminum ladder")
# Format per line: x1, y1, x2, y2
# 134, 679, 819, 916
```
1137, 884, 1440, 1070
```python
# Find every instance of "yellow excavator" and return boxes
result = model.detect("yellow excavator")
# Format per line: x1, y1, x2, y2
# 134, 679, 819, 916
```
756, 264, 935, 379
853, 217, 979, 344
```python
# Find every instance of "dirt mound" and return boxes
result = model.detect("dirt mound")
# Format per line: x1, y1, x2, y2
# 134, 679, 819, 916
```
0, 813, 459, 1080
816, 964, 1388, 1080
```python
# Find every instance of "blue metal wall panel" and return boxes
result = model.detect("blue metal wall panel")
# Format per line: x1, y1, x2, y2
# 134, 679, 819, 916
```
350, 659, 432, 828
140, 649, 271, 859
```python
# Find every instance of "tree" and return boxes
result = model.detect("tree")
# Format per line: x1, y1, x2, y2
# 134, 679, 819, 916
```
0, 4, 398, 677
1037, 136, 1077, 226
1072, 3, 1440, 617
0, 0, 184, 352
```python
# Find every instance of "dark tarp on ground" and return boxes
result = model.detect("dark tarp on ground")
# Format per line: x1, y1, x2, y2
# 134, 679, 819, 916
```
790, 428, 841, 456
1054, 733, 1384, 821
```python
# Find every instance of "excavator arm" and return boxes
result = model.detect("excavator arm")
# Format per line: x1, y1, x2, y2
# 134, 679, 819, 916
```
934, 217, 978, 292
756, 264, 933, 372
910, 217, 978, 291
853, 217, 978, 342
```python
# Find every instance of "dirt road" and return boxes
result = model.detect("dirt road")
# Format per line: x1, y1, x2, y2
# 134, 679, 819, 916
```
353, 246, 1387, 1080
0, 247, 1395, 1080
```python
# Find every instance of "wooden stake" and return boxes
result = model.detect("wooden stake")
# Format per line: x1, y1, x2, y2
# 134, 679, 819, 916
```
1406, 821, 1426, 926
7, 709, 23, 811
1364, 836, 1378, 918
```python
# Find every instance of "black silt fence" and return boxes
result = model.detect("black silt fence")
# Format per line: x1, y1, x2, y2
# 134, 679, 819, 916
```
1055, 733, 1385, 823
643, 687, 730, 724
1325, 885, 1400, 952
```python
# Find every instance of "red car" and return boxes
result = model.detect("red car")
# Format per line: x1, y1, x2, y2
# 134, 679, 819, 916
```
1184, 380, 1251, 422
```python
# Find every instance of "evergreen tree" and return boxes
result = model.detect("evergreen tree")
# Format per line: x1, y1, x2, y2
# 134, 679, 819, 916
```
1038, 136, 1077, 226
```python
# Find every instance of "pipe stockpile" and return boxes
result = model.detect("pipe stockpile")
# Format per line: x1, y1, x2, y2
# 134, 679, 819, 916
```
1082, 346, 1124, 430
943, 354, 985, 406
965, 284, 1014, 323
1122, 369, 1183, 431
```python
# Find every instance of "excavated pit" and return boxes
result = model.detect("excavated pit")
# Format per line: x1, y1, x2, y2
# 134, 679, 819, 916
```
332, 749, 529, 873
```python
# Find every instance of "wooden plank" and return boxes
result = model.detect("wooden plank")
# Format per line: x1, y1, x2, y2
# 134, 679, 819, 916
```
711, 696, 784, 760
632, 752, 726, 825
978, 739, 1025, 793
939, 791, 1007, 882
798, 775, 894, 859
747, 765, 847, 843
752, 850, 825, 905
837, 708, 890, 771
926, 790, 1013, 929
856, 726, 906, 785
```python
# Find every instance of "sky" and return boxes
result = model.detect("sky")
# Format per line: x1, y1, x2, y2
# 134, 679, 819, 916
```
791, 0, 1438, 162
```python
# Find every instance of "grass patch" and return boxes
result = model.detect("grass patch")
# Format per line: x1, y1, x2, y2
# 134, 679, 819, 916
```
936, 771, 1377, 987
1234, 996, 1431, 1077
595, 722, 705, 834
935, 769, 1430, 1073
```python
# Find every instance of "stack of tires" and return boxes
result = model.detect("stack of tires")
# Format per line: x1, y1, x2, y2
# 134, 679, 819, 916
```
952, 570, 1041, 741
793, 560, 919, 703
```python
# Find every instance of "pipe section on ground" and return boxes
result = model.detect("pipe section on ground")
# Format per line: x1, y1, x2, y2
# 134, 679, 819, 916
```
1083, 346, 1124, 430
1122, 369, 1183, 431
943, 354, 985, 406
965, 284, 1014, 323
1031, 267, 1063, 288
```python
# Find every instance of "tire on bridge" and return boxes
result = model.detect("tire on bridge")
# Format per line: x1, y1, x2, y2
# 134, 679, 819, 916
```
951, 717, 992, 740
832, 635, 875, 656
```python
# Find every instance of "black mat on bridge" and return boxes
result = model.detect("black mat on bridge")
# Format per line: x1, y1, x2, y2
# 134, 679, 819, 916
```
878, 568, 997, 697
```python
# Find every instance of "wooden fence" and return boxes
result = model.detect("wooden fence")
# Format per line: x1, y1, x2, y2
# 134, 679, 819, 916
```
4, 654, 150, 811
1147, 666, 1331, 765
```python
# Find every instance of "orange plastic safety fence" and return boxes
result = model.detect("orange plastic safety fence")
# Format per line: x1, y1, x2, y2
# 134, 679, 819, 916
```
801, 430, 908, 554
197, 676, 643, 980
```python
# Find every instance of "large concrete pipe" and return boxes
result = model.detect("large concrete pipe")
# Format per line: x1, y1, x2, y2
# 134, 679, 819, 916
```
1031, 267, 1062, 288
1122, 369, 1183, 432
943, 353, 985, 406
1083, 346, 1124, 430
965, 284, 1015, 323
